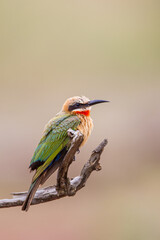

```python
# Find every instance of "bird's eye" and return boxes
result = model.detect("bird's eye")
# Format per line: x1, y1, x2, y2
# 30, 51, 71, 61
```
68, 102, 81, 111
75, 103, 80, 107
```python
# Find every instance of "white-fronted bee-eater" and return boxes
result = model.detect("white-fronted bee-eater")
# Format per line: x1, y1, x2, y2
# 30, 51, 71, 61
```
22, 96, 108, 211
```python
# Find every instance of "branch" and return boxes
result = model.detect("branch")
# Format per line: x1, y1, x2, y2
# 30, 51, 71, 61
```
0, 130, 108, 209
56, 129, 84, 196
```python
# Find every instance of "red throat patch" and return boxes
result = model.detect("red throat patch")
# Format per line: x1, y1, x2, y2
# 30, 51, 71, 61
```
75, 110, 90, 117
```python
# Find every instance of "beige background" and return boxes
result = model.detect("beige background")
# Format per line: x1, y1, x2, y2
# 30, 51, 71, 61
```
0, 1, 160, 239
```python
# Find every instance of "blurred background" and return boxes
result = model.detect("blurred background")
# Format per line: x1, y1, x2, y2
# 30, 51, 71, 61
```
0, 0, 160, 239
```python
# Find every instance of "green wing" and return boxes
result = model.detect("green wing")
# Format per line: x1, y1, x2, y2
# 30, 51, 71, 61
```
30, 114, 81, 182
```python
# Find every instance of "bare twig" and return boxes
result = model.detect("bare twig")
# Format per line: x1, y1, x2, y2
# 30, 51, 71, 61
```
0, 130, 107, 209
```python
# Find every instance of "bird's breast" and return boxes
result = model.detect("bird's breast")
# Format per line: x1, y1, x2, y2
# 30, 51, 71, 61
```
77, 115, 93, 146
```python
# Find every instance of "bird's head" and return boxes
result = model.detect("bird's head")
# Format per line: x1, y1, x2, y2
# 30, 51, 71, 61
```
62, 96, 109, 116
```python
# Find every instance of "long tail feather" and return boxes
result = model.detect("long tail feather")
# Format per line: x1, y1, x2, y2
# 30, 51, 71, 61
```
22, 160, 62, 211
22, 174, 44, 211
22, 149, 67, 211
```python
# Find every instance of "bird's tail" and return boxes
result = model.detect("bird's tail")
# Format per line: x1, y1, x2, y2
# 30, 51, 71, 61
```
21, 161, 61, 211
22, 149, 67, 211
21, 174, 43, 212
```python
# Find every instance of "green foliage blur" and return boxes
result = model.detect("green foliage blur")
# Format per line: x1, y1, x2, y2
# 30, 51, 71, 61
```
0, 1, 160, 239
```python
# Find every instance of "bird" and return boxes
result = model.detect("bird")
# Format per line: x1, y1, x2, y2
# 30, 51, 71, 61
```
22, 96, 108, 211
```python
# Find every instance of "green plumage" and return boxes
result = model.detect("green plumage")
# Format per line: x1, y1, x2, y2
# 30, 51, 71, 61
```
22, 113, 81, 211
30, 113, 81, 182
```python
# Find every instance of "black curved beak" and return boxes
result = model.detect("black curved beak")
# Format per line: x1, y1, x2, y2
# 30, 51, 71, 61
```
86, 99, 109, 107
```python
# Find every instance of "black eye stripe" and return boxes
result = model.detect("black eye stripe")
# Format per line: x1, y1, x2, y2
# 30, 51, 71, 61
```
68, 102, 82, 111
